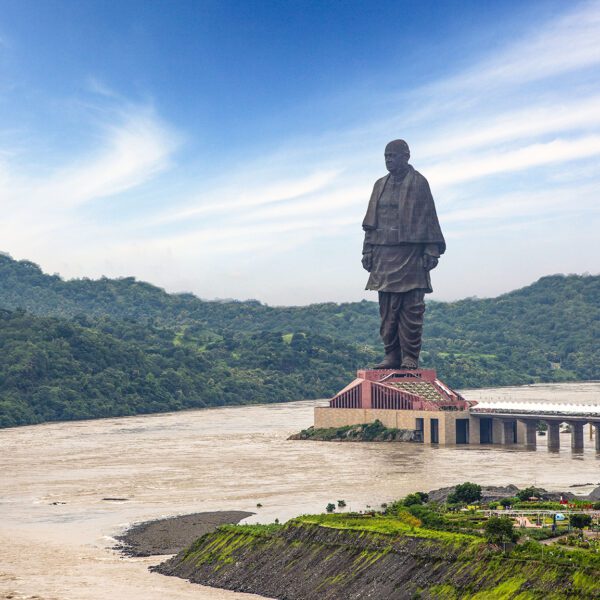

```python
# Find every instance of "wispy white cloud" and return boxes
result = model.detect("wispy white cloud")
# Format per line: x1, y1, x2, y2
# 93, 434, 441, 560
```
426, 135, 600, 187
35, 109, 178, 209
0, 103, 179, 251
430, 0, 600, 93
442, 184, 600, 224
152, 167, 343, 226
85, 77, 122, 99
417, 95, 600, 159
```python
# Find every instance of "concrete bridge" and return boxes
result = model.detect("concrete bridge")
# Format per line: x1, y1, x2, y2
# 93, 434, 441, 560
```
469, 407, 600, 451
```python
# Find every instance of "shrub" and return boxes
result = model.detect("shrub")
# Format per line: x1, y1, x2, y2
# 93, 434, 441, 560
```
526, 528, 558, 541
407, 504, 446, 529
448, 482, 482, 504
484, 516, 517, 545
403, 493, 425, 507
416, 491, 429, 503
326, 503, 335, 513
571, 514, 592, 531
516, 486, 546, 501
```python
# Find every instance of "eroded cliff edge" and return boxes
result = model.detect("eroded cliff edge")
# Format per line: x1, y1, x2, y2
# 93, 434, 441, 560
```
153, 517, 599, 599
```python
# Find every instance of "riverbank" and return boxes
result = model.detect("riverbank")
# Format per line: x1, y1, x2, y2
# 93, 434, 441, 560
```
152, 484, 600, 599
117, 511, 254, 556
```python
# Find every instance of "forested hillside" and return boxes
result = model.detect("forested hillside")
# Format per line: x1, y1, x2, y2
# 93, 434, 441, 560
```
0, 253, 378, 343
0, 253, 598, 428
0, 309, 374, 427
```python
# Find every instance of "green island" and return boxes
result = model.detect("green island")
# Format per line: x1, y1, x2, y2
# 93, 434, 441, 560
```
289, 419, 417, 442
0, 253, 598, 428
154, 483, 600, 599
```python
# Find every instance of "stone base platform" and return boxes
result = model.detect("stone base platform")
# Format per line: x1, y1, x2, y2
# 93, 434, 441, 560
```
314, 368, 475, 445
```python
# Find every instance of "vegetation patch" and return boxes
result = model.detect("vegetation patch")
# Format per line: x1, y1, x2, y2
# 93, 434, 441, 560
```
289, 420, 417, 442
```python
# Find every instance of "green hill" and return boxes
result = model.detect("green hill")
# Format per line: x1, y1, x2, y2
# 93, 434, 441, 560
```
0, 309, 374, 428
0, 253, 379, 343
0, 253, 598, 428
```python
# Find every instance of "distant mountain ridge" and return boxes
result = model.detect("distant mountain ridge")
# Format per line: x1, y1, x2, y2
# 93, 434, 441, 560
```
0, 253, 598, 428
0, 254, 379, 343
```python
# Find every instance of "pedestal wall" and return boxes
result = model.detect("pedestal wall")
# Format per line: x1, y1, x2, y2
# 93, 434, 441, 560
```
314, 407, 476, 445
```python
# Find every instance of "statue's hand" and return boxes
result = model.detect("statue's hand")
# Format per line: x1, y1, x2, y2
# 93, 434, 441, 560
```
423, 254, 439, 271
362, 252, 373, 272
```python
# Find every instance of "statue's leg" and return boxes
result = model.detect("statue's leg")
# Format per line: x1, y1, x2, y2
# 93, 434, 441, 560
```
374, 291, 402, 368
398, 289, 426, 368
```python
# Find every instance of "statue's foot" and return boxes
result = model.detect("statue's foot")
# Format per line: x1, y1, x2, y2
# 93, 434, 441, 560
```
400, 358, 418, 369
373, 350, 402, 370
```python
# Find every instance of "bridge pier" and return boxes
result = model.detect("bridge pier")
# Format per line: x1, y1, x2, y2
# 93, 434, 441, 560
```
570, 421, 585, 451
518, 419, 537, 448
502, 420, 516, 445
546, 421, 560, 451
595, 423, 600, 452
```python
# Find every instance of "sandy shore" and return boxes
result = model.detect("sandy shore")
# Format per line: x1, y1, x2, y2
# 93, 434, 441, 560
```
117, 510, 254, 556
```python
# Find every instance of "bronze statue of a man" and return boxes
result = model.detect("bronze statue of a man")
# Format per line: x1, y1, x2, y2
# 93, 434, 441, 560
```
362, 139, 445, 369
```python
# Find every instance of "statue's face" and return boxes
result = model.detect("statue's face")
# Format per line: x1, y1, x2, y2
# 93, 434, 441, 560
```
385, 148, 409, 173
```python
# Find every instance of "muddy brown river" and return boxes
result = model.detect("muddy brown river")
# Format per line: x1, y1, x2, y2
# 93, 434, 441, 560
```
1, 382, 599, 599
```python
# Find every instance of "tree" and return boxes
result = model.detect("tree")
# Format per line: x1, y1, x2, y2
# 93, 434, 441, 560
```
516, 486, 545, 501
326, 503, 335, 513
416, 491, 429, 503
570, 514, 592, 534
447, 482, 482, 504
403, 493, 425, 507
485, 516, 517, 546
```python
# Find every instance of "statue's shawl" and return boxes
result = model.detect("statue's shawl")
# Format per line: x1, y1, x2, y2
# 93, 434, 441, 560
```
362, 166, 446, 254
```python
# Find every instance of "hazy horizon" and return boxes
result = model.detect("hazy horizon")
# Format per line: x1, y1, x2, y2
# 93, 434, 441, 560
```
2, 248, 594, 307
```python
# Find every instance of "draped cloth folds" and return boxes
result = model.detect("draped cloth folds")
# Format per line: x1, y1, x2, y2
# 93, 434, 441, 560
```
362, 167, 446, 253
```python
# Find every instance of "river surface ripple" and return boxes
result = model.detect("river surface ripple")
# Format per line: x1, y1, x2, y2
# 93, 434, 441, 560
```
1, 382, 600, 600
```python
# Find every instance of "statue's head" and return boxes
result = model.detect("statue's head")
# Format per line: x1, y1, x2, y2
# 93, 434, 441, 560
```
384, 139, 410, 173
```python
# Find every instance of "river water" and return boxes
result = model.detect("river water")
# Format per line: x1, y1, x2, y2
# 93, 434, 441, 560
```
1, 382, 599, 600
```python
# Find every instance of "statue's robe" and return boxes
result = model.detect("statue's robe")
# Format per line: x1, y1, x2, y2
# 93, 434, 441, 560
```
362, 166, 445, 293
362, 166, 445, 363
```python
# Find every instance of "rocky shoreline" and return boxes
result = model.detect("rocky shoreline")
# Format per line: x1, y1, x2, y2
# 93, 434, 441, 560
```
116, 510, 254, 557
288, 420, 417, 442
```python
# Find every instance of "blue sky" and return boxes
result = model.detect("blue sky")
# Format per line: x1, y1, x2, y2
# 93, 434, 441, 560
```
0, 0, 598, 304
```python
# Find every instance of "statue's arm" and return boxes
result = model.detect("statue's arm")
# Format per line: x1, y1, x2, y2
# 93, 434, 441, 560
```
362, 237, 373, 272
423, 244, 440, 271
362, 178, 385, 272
